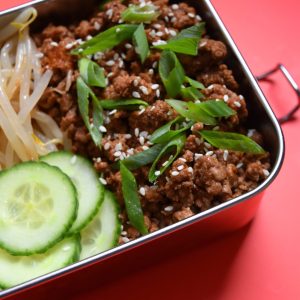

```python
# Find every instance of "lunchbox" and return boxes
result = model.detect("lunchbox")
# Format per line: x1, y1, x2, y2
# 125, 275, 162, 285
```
0, 0, 285, 299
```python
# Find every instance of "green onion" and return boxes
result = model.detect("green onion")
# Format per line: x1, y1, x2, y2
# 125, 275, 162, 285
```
78, 58, 106, 88
76, 77, 104, 146
72, 24, 138, 55
166, 99, 216, 125
114, 144, 164, 170
185, 76, 205, 90
199, 100, 236, 118
153, 23, 205, 55
100, 99, 148, 110
200, 130, 265, 154
180, 86, 204, 101
150, 117, 193, 144
159, 50, 185, 97
148, 134, 186, 182
121, 4, 160, 23
132, 23, 149, 63
120, 162, 148, 235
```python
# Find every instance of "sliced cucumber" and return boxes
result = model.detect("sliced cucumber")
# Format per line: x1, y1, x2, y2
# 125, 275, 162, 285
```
80, 190, 121, 260
40, 151, 104, 234
0, 235, 80, 289
0, 162, 77, 256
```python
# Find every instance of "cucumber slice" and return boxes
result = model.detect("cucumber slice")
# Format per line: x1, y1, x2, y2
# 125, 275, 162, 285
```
0, 162, 77, 256
80, 190, 121, 260
0, 235, 80, 289
41, 151, 104, 234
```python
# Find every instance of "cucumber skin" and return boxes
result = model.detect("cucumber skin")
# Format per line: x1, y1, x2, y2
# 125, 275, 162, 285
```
0, 161, 79, 256
40, 151, 105, 235
0, 235, 81, 290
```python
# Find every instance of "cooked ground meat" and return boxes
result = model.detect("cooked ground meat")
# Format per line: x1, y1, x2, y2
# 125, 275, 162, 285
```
36, 0, 271, 242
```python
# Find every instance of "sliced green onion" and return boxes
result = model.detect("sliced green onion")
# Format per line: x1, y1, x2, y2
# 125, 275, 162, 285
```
159, 50, 185, 97
180, 86, 204, 101
120, 162, 148, 235
76, 77, 104, 146
72, 24, 138, 55
78, 58, 106, 88
133, 23, 149, 63
114, 144, 164, 170
199, 100, 236, 118
121, 4, 160, 23
185, 76, 205, 90
148, 134, 186, 182
166, 99, 216, 125
200, 130, 265, 154
100, 99, 148, 110
150, 117, 193, 144
153, 23, 205, 55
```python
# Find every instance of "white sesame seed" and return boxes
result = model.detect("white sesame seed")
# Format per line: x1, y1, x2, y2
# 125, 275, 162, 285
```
124, 134, 132, 139
118, 60, 124, 68
239, 95, 244, 100
263, 169, 270, 177
121, 231, 127, 236
196, 15, 202, 21
224, 95, 229, 102
135, 128, 140, 137
223, 150, 229, 161
156, 31, 163, 37
156, 89, 160, 98
132, 91, 141, 98
121, 53, 126, 59
106, 60, 115, 66
236, 163, 244, 169
122, 237, 130, 243
133, 78, 140, 86
114, 151, 121, 157
35, 52, 44, 58
104, 143, 111, 150
204, 142, 211, 148
153, 24, 161, 29
164, 206, 174, 212
149, 68, 154, 75
94, 22, 101, 30
140, 131, 149, 138
106, 8, 113, 19
213, 126, 220, 131
108, 109, 117, 115
139, 187, 146, 196
149, 30, 156, 38
99, 125, 107, 133
70, 155, 77, 165
200, 41, 207, 48
152, 40, 167, 46
207, 84, 214, 90
165, 28, 170, 34
164, 16, 169, 22
125, 43, 132, 49
206, 151, 214, 156
171, 4, 179, 9
139, 136, 145, 145
115, 143, 122, 151
168, 12, 174, 17
171, 17, 177, 23
86, 35, 93, 41
195, 138, 202, 145
116, 28, 121, 33
142, 145, 149, 150
247, 129, 255, 137
187, 167, 193, 173
138, 108, 145, 115
65, 42, 75, 49
127, 148, 134, 155
177, 165, 184, 171
169, 29, 177, 36
151, 84, 159, 90
50, 41, 58, 47
155, 170, 161, 176
195, 153, 203, 160
188, 13, 195, 18
171, 171, 179, 176
179, 158, 187, 162
139, 85, 149, 95
113, 53, 119, 60
99, 178, 107, 185
234, 101, 241, 108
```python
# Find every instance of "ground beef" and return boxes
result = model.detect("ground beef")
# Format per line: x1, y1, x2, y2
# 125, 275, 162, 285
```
35, 0, 271, 242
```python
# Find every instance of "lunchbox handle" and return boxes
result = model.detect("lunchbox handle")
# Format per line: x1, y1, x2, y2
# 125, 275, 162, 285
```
256, 64, 300, 124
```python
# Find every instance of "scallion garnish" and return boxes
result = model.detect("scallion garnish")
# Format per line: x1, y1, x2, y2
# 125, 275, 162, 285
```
180, 86, 204, 101
200, 130, 265, 154
198, 100, 236, 118
100, 99, 148, 110
121, 4, 160, 23
132, 23, 149, 63
159, 50, 185, 97
114, 144, 164, 170
72, 24, 138, 55
120, 162, 148, 235
153, 23, 204, 55
78, 58, 106, 88
76, 77, 104, 146
150, 117, 193, 144
148, 134, 186, 182
185, 76, 205, 90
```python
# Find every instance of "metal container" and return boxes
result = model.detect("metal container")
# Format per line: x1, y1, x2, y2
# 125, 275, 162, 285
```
0, 0, 284, 299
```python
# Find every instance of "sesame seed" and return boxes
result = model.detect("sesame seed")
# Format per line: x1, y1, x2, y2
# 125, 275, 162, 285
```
139, 136, 145, 145
127, 148, 134, 155
133, 78, 140, 86
223, 150, 229, 161
247, 129, 255, 137
140, 131, 149, 138
204, 142, 211, 148
135, 128, 140, 137
177, 165, 184, 171
121, 231, 127, 236
155, 170, 161, 176
142, 145, 149, 150
207, 84, 214, 90
224, 95, 229, 102
108, 109, 117, 115
171, 171, 179, 176
171, 4, 179, 9
125, 43, 132, 49
148, 69, 154, 75
165, 28, 170, 34
70, 155, 77, 165
187, 167, 193, 173
263, 169, 270, 177
104, 143, 111, 150
151, 84, 159, 90
118, 60, 124, 68
124, 134, 132, 139
121, 53, 126, 59
200, 41, 207, 48
164, 206, 174, 212
99, 125, 107, 133
206, 151, 214, 156
195, 100, 201, 104
169, 29, 177, 36
156, 89, 160, 97
164, 16, 169, 22
106, 60, 115, 66
153, 24, 161, 29
106, 8, 113, 19
149, 30, 156, 38
239, 95, 244, 100
138, 108, 145, 115
139, 85, 149, 95
99, 178, 107, 185
156, 31, 163, 37
95, 157, 101, 163
139, 187, 146, 196
114, 151, 121, 157
195, 153, 203, 160
65, 42, 75, 49
236, 163, 244, 169
132, 91, 141, 98
168, 12, 174, 17
213, 126, 220, 131
50, 41, 58, 47
188, 13, 195, 18
94, 22, 101, 30
234, 101, 241, 108
179, 158, 187, 162
152, 40, 167, 46
196, 15, 202, 21
116, 28, 121, 33
122, 237, 130, 243
171, 17, 177, 23
195, 138, 202, 145
115, 143, 122, 151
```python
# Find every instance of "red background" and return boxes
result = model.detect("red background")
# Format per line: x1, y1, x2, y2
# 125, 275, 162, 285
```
1, 0, 300, 299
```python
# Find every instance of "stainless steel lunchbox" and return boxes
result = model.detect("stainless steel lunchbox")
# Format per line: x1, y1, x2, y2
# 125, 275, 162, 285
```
0, 0, 284, 299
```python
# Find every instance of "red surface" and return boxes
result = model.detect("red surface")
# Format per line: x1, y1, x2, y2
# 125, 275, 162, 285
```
1, 0, 300, 299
